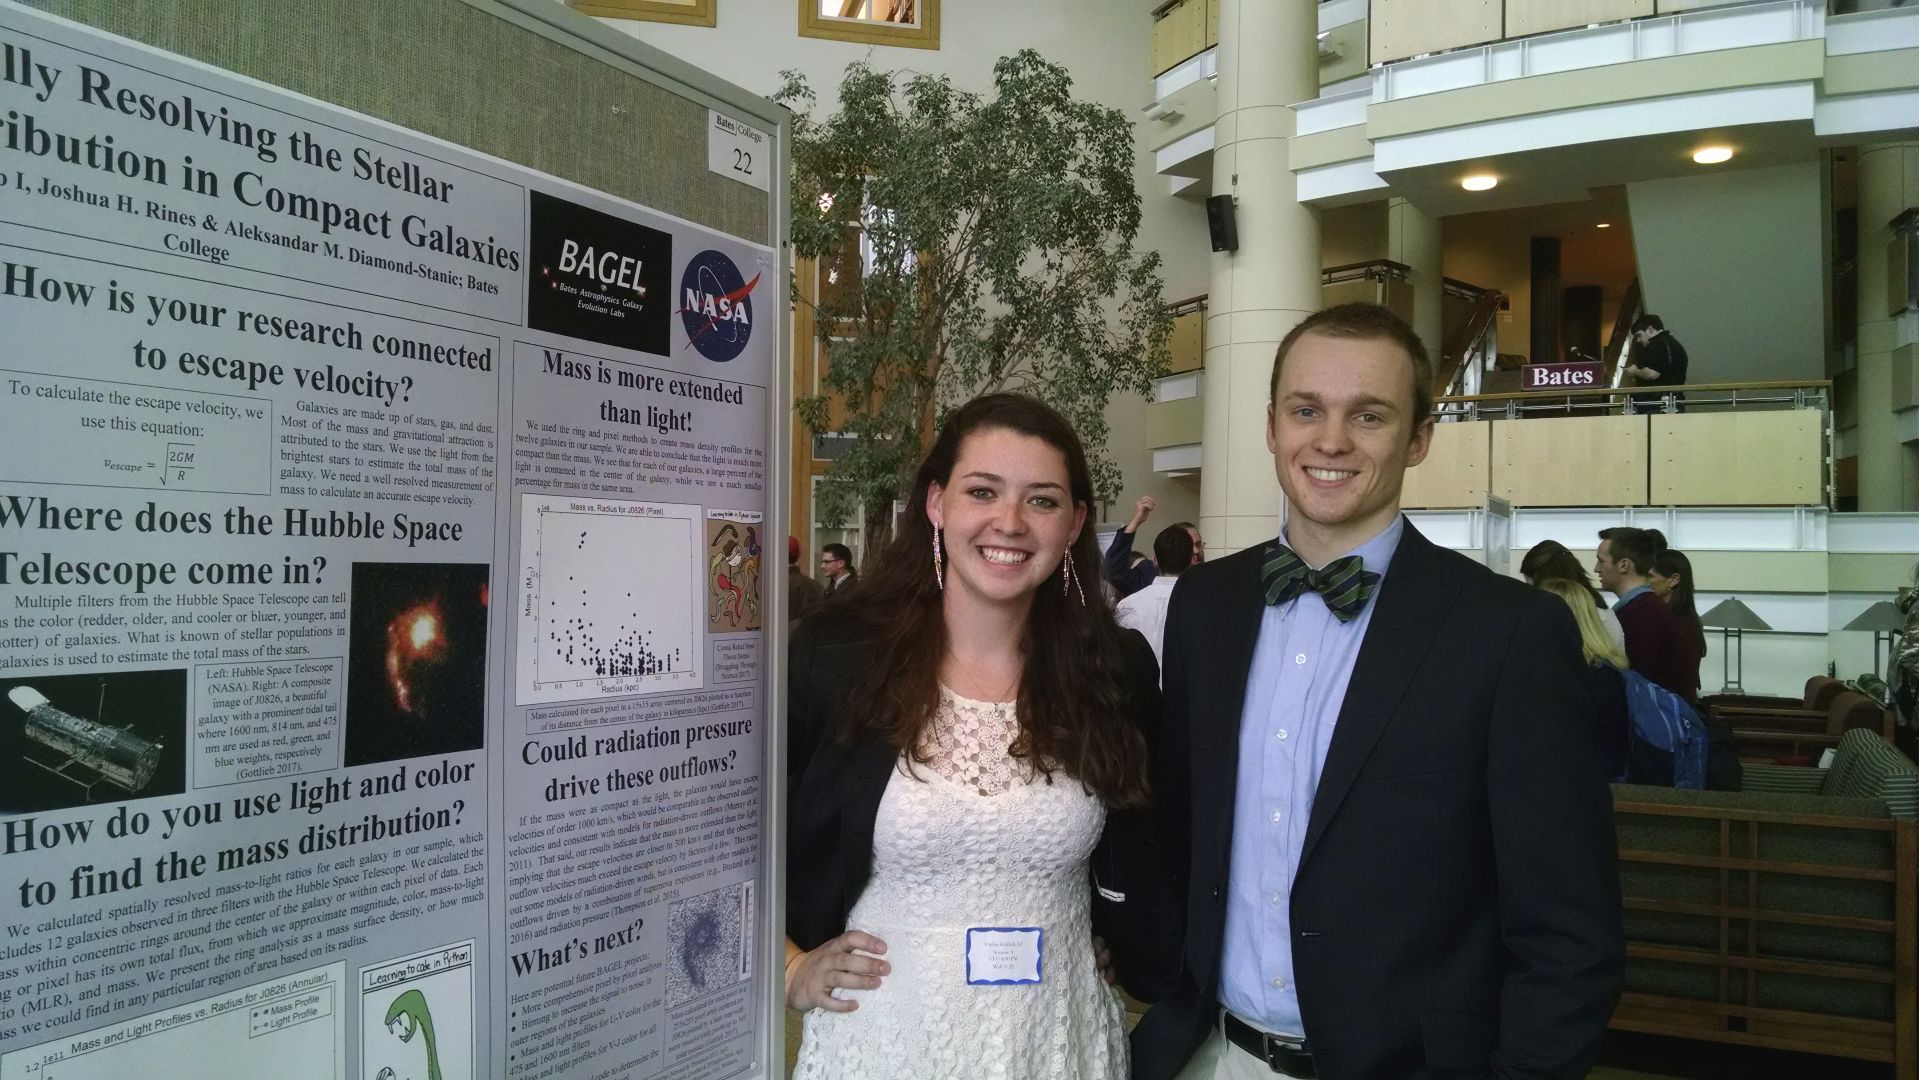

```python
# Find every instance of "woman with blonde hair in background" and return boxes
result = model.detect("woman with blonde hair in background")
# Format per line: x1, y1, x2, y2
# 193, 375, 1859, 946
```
1521, 539, 1627, 655
1536, 577, 1630, 781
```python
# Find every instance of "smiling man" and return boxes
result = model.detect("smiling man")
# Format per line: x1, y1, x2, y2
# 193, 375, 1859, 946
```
1133, 304, 1622, 1080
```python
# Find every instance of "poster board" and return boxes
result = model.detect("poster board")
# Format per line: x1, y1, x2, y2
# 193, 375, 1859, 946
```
0, 2, 789, 1077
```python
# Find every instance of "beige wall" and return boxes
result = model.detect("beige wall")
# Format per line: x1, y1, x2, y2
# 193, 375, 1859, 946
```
1444, 212, 1534, 360
574, 0, 1212, 531
1627, 162, 1827, 384
1321, 202, 1389, 268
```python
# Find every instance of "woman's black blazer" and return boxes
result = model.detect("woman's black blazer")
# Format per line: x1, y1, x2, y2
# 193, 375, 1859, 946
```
784, 606, 1180, 1001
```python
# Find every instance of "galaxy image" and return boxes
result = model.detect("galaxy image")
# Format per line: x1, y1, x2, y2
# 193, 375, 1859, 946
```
345, 563, 490, 767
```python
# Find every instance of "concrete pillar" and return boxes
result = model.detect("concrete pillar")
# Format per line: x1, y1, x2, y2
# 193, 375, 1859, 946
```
1387, 197, 1444, 362
1199, 0, 1321, 555
1855, 140, 1919, 511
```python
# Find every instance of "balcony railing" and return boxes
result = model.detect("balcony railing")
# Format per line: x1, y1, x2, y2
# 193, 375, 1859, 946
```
1403, 379, 1834, 510
1371, 0, 1821, 77
1434, 378, 1831, 420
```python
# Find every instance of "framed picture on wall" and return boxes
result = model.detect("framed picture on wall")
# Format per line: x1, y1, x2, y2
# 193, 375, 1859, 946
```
574, 0, 717, 27
799, 0, 940, 49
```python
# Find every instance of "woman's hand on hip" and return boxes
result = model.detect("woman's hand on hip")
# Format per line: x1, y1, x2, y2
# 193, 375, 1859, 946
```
784, 931, 889, 1013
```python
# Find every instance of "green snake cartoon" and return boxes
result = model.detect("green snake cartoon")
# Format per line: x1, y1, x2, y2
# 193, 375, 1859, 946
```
373, 989, 442, 1080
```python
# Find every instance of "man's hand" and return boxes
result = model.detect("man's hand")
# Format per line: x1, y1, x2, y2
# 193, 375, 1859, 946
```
1127, 494, 1156, 532
1092, 935, 1116, 985
785, 931, 890, 1013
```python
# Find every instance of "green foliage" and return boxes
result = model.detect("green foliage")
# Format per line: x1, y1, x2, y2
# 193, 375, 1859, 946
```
776, 51, 1172, 535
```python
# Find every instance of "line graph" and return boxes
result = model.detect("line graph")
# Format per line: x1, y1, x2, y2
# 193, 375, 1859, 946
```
515, 495, 703, 705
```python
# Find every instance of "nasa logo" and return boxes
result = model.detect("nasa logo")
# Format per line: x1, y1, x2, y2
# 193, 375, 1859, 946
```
677, 250, 759, 363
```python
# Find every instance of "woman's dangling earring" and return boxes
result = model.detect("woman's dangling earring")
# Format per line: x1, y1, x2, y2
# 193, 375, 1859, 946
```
932, 527, 945, 591
1063, 547, 1086, 607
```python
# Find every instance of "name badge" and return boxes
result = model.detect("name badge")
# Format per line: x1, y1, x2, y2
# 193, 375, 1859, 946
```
965, 927, 1043, 985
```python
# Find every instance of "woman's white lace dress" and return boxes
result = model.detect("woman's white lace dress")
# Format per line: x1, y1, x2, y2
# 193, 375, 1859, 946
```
793, 687, 1126, 1080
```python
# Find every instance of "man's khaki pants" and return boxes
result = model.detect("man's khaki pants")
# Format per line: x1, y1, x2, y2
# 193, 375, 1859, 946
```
1172, 1025, 1308, 1080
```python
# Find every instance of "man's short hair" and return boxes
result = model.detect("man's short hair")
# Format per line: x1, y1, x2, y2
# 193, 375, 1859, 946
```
1597, 527, 1660, 577
822, 543, 853, 567
1152, 524, 1196, 574
1268, 303, 1434, 427
1631, 313, 1665, 334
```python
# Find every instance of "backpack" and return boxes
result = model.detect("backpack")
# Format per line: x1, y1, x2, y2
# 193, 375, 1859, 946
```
1620, 669, 1708, 789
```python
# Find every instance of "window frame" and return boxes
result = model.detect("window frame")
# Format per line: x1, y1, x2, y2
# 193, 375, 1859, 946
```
573, 0, 717, 28
798, 0, 940, 50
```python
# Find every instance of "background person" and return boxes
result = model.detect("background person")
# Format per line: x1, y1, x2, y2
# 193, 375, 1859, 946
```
1649, 549, 1707, 664
1106, 494, 1205, 600
1623, 314, 1690, 413
1116, 523, 1202, 669
788, 536, 826, 623
820, 542, 859, 595
1521, 539, 1626, 655
1595, 527, 1699, 705
1536, 577, 1631, 781
785, 394, 1173, 1079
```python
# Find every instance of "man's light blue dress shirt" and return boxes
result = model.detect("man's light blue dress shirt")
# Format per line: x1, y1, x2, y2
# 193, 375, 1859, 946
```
1218, 515, 1404, 1038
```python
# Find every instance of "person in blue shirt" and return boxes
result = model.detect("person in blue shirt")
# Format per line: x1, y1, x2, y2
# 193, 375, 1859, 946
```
1133, 303, 1622, 1080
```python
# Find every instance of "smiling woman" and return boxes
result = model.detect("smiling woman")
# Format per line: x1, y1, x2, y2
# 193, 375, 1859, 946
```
782, 393, 1178, 1078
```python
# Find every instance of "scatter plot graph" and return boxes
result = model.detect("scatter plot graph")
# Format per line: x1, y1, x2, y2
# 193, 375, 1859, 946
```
515, 495, 704, 706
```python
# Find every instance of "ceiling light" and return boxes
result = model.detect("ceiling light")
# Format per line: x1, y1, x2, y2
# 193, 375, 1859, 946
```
1596, 222, 1612, 229
1692, 146, 1734, 165
1461, 174, 1498, 192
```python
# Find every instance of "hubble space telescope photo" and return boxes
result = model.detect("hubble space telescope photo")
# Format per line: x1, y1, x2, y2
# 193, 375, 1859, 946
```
344, 562, 490, 768
0, 669, 187, 814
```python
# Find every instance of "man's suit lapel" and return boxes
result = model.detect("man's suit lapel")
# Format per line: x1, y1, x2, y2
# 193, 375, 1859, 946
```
1299, 523, 1460, 869
1199, 549, 1269, 870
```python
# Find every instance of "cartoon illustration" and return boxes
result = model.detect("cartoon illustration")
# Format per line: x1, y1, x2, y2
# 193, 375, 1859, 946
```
375, 989, 443, 1080
706, 520, 763, 631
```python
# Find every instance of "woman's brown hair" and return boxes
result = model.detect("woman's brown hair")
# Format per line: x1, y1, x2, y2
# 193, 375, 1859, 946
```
1520, 540, 1603, 605
832, 393, 1150, 807
1653, 548, 1708, 658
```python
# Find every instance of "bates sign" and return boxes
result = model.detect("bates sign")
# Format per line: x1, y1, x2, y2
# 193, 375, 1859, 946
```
1522, 361, 1603, 391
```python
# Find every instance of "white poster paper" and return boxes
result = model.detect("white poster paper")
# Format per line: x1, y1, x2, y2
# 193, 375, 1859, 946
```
0, 7, 775, 1079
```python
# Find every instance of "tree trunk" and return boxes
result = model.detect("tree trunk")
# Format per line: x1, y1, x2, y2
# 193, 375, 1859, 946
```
863, 497, 898, 563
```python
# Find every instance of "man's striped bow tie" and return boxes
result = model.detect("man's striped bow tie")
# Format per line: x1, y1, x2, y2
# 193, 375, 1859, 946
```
1261, 543, 1380, 622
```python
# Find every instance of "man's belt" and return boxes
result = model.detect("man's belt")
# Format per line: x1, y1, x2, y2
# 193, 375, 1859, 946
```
1222, 1011, 1317, 1078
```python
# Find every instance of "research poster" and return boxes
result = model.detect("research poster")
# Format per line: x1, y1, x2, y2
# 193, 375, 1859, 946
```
0, 6, 776, 1079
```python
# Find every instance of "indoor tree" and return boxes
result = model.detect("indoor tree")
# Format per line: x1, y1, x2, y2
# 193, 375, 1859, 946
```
776, 50, 1173, 546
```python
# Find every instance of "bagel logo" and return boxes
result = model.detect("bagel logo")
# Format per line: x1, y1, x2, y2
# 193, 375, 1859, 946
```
526, 190, 671, 354
677, 250, 759, 363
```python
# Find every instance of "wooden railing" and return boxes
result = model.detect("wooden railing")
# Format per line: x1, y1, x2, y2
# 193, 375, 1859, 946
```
1602, 278, 1642, 386
1437, 282, 1505, 398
